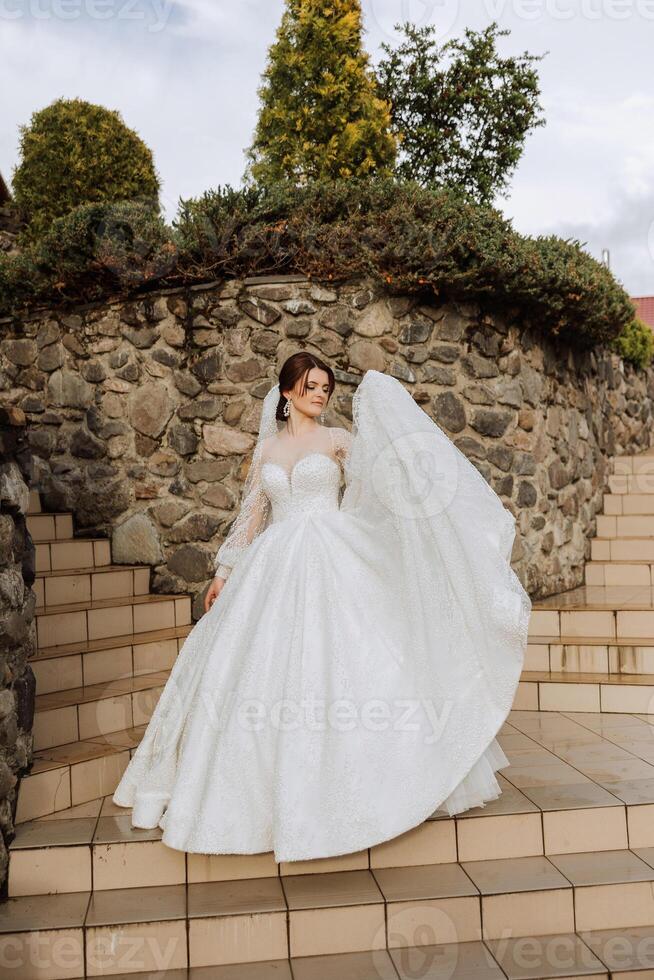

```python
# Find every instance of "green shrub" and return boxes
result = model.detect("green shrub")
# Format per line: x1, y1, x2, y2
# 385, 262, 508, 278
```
610, 317, 654, 369
12, 98, 160, 239
0, 200, 174, 312
174, 177, 634, 348
0, 176, 637, 359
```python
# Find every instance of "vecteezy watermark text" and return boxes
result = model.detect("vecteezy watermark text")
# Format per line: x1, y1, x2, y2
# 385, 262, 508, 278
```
0, 0, 174, 31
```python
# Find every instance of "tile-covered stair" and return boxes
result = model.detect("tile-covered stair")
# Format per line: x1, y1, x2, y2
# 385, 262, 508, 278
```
4, 710, 654, 976
6, 453, 654, 977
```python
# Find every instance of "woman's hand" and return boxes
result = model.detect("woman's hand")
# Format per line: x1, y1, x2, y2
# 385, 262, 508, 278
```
204, 575, 226, 614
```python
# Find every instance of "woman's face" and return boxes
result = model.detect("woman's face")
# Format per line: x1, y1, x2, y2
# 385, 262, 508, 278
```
285, 367, 331, 420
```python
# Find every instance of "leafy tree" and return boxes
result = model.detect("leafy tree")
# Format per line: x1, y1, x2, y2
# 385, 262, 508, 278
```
245, 0, 396, 185
377, 21, 546, 204
12, 97, 160, 239
610, 317, 654, 369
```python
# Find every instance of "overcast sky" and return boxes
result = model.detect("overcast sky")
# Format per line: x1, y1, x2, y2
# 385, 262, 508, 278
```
2, 0, 653, 296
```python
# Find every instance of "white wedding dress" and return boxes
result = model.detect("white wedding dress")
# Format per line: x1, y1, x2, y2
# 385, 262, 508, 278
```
113, 369, 531, 862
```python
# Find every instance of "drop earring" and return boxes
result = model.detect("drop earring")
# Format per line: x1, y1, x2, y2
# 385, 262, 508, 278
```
283, 398, 290, 418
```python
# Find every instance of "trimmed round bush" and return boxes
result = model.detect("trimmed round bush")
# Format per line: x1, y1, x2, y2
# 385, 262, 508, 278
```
12, 97, 160, 239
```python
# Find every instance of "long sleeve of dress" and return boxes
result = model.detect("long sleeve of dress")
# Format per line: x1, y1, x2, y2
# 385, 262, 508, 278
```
214, 449, 271, 580
329, 425, 354, 474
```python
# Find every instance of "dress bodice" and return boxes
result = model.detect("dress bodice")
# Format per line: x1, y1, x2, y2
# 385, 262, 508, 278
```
261, 452, 342, 524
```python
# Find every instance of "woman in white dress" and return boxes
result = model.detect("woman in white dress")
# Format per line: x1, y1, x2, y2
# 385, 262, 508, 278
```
113, 351, 531, 862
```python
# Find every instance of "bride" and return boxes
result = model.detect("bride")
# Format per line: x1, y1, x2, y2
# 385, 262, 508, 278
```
112, 351, 532, 862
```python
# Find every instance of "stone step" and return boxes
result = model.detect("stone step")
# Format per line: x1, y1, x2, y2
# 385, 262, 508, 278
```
4, 885, 653, 977
526, 637, 654, 675
584, 559, 654, 586
531, 587, 654, 641
34, 563, 152, 608
33, 667, 171, 752
36, 536, 112, 573
597, 515, 654, 538
591, 536, 654, 561
13, 709, 654, 861
27, 487, 42, 514
26, 511, 74, 542
35, 592, 192, 648
604, 491, 654, 515
612, 452, 654, 474
31, 625, 190, 694
517, 669, 654, 713
610, 474, 654, 494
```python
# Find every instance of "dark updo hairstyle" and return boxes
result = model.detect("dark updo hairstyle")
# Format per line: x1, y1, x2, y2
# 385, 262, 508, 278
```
275, 352, 335, 422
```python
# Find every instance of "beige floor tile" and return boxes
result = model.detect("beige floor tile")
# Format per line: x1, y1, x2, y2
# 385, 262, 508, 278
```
93, 539, 111, 566
11, 816, 97, 849
193, 961, 293, 980
523, 780, 621, 813
32, 655, 84, 695
386, 894, 482, 947
461, 855, 570, 895
289, 903, 385, 957
33, 705, 79, 750
93, 839, 186, 890
0, 891, 90, 933
84, 646, 134, 686
390, 939, 504, 979
581, 758, 654, 784
133, 599, 176, 634
38, 610, 87, 648
543, 804, 627, 854
15, 767, 72, 823
283, 869, 382, 909
88, 603, 133, 641
86, 918, 187, 975
92, 570, 134, 601
188, 877, 286, 917
37, 798, 102, 822
575, 880, 654, 931
45, 573, 92, 607
9, 844, 92, 896
457, 812, 544, 861
370, 819, 456, 868
293, 948, 397, 980
602, 684, 654, 713
279, 850, 368, 876
485, 931, 606, 978
540, 683, 601, 713
503, 764, 587, 790
78, 693, 133, 740
581, 924, 654, 975
86, 883, 186, 926
70, 749, 130, 806
92, 814, 162, 844
0, 926, 85, 979
606, 778, 654, 804
51, 540, 95, 571
627, 802, 654, 847
189, 910, 288, 966
549, 848, 654, 886
187, 850, 279, 883
133, 638, 178, 675
372, 862, 477, 902
482, 888, 574, 940
525, 644, 551, 671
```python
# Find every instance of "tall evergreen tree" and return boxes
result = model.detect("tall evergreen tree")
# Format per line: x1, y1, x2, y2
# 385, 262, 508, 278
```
245, 0, 396, 186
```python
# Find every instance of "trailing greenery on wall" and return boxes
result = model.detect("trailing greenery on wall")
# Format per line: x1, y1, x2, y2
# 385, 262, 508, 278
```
0, 177, 636, 358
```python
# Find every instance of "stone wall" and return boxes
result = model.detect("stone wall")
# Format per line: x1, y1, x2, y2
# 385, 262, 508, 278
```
0, 406, 36, 898
1, 274, 652, 620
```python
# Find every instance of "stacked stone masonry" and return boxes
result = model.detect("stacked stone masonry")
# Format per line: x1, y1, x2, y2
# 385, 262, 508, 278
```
1, 274, 653, 621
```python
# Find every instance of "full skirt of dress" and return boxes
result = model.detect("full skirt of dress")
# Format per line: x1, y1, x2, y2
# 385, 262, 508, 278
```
112, 504, 520, 863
